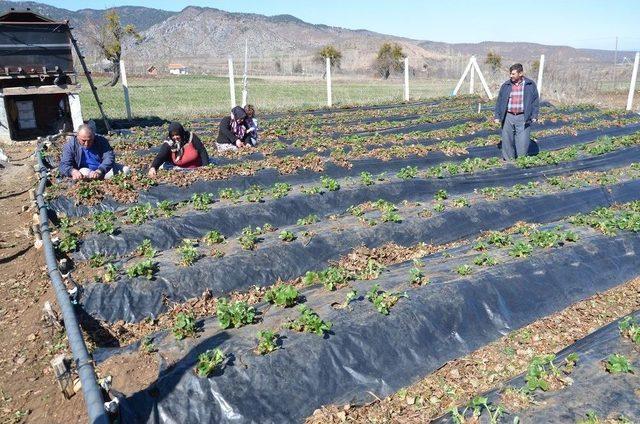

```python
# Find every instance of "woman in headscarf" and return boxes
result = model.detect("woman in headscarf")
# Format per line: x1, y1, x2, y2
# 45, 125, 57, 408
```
216, 106, 253, 151
148, 122, 210, 177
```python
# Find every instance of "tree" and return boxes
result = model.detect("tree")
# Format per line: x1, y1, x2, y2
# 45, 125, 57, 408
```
375, 43, 405, 79
485, 51, 502, 72
86, 10, 142, 86
531, 59, 540, 76
316, 45, 342, 69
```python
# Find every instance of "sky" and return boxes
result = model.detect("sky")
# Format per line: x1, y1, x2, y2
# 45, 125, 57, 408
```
16, 0, 640, 51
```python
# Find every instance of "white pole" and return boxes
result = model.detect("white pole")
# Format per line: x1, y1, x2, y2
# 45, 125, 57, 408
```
537, 54, 545, 98
452, 57, 473, 95
119, 60, 132, 120
626, 52, 639, 111
326, 57, 332, 107
471, 57, 494, 100
242, 39, 248, 107
403, 57, 410, 101
228, 57, 236, 108
469, 56, 475, 94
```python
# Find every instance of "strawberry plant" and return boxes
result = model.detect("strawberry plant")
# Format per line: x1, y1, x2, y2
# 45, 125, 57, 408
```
245, 185, 265, 202
409, 266, 428, 285
261, 223, 276, 233
528, 229, 561, 248
347, 205, 364, 217
203, 230, 225, 245
156, 200, 175, 217
216, 298, 256, 329
179, 239, 200, 266
136, 239, 156, 258
238, 226, 262, 250
172, 311, 197, 340
397, 166, 418, 180
433, 201, 445, 213
297, 214, 319, 226
449, 396, 504, 424
219, 187, 242, 201
271, 182, 292, 199
434, 189, 448, 200
366, 284, 407, 315
509, 241, 534, 258
103, 263, 119, 283
320, 176, 340, 191
92, 211, 117, 234
127, 203, 154, 225
195, 348, 225, 377
524, 354, 559, 393
452, 198, 470, 208
619, 316, 640, 344
455, 264, 473, 275
485, 231, 512, 246
126, 259, 157, 279
360, 171, 374, 186
473, 240, 488, 251
264, 284, 299, 307
279, 230, 297, 242
302, 267, 350, 291
301, 186, 322, 195
605, 354, 634, 374
191, 193, 214, 210
77, 182, 98, 199
286, 306, 332, 336
89, 253, 109, 268
58, 232, 78, 254
255, 330, 280, 355
140, 335, 157, 354
341, 289, 358, 308
381, 209, 402, 223
357, 258, 385, 280
473, 253, 497, 267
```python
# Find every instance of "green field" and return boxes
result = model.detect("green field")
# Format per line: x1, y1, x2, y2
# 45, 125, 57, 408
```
78, 74, 458, 121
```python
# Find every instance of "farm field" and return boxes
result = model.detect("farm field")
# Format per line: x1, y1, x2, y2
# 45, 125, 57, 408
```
31, 95, 640, 423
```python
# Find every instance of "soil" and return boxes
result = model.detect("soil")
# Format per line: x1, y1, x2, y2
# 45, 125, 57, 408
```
0, 142, 88, 423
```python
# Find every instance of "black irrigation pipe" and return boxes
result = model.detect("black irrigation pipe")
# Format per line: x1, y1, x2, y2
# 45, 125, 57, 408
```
78, 178, 640, 323
35, 145, 109, 424
76, 144, 640, 259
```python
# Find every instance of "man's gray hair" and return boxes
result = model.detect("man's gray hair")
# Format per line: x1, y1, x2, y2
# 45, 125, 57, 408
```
77, 123, 95, 137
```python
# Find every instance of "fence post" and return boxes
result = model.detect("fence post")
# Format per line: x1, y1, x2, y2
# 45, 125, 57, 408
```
326, 57, 332, 107
228, 57, 236, 109
537, 54, 545, 98
403, 57, 410, 101
242, 39, 248, 107
120, 60, 132, 120
469, 56, 475, 94
626, 52, 639, 111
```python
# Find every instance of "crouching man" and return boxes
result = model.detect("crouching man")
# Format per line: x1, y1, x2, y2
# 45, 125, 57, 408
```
59, 124, 129, 180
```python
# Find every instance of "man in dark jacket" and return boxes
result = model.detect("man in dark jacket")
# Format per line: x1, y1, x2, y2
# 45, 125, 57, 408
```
494, 63, 539, 160
59, 124, 128, 180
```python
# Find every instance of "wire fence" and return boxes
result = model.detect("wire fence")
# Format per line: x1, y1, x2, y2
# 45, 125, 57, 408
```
77, 52, 640, 122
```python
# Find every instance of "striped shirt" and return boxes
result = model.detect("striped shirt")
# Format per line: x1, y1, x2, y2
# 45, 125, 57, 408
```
508, 79, 525, 114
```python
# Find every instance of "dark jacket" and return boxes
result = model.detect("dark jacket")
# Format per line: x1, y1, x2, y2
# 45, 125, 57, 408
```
494, 77, 539, 126
217, 107, 250, 145
59, 134, 115, 177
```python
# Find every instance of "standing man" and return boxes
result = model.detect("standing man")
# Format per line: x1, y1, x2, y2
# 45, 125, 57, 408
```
494, 63, 539, 160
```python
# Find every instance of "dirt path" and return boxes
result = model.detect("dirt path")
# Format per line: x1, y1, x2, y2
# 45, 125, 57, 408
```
0, 142, 86, 423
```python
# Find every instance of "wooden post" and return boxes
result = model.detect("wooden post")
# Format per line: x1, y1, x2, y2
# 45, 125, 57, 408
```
228, 57, 236, 108
537, 54, 545, 98
626, 52, 639, 111
119, 60, 132, 120
469, 56, 475, 94
452, 57, 473, 95
403, 57, 410, 101
471, 57, 494, 100
241, 39, 248, 107
326, 57, 332, 107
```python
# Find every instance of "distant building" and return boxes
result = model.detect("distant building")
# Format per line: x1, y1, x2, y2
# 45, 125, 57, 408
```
0, 8, 83, 141
146, 65, 158, 76
168, 63, 189, 75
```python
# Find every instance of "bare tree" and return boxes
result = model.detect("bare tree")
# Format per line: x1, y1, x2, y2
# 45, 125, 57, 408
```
85, 10, 142, 86
485, 51, 502, 73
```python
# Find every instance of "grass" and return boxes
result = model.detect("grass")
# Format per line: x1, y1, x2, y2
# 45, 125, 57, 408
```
79, 74, 457, 120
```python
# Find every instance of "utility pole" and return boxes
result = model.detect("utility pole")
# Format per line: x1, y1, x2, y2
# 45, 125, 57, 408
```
613, 36, 618, 91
